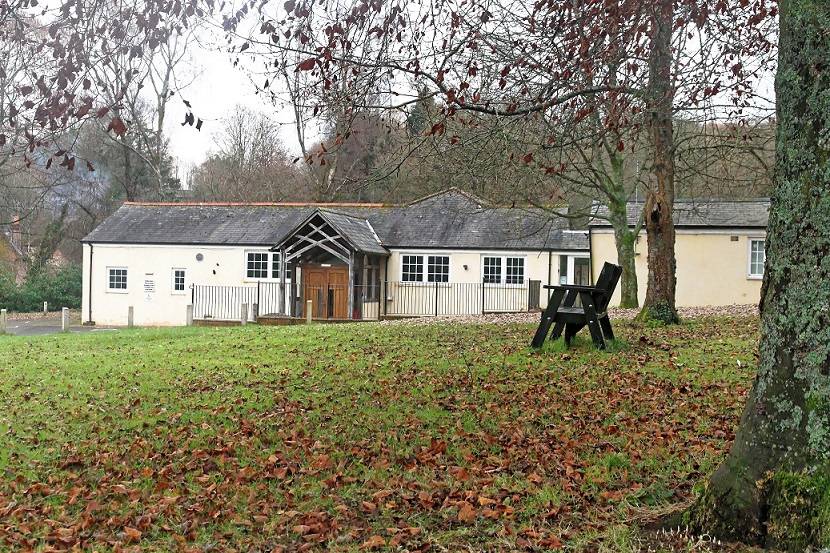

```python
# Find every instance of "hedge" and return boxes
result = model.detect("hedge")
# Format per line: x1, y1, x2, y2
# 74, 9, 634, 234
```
0, 264, 82, 312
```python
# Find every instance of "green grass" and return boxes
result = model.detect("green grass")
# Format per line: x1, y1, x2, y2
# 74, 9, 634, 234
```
0, 317, 760, 551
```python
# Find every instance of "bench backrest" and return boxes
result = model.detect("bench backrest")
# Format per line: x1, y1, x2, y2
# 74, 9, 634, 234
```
594, 262, 623, 313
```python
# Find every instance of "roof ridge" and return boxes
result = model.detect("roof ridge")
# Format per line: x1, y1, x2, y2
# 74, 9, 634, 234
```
406, 187, 490, 207
122, 201, 388, 207
627, 198, 770, 204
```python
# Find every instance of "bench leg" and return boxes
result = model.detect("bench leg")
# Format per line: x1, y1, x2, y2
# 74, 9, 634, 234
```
580, 292, 606, 350
599, 316, 614, 341
550, 290, 578, 340
564, 323, 583, 346
531, 289, 564, 348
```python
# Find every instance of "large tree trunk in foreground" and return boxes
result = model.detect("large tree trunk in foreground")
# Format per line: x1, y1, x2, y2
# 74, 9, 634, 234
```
639, 0, 679, 324
687, 2, 830, 550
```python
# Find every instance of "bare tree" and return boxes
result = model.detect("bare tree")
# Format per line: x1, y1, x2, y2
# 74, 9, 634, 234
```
189, 105, 306, 201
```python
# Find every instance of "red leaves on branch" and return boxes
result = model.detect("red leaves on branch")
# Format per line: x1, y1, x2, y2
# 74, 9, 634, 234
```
297, 58, 316, 71
107, 116, 128, 137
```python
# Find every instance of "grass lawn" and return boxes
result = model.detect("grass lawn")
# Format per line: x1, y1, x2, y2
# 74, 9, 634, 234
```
0, 317, 759, 552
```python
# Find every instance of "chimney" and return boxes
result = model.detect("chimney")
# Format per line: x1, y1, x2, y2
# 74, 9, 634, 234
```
9, 215, 21, 252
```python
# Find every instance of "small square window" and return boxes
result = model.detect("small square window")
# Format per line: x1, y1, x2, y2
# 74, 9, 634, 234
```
108, 268, 127, 291
427, 255, 449, 283
402, 255, 424, 282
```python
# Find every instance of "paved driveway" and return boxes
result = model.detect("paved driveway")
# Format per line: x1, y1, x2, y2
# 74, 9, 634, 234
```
4, 317, 118, 337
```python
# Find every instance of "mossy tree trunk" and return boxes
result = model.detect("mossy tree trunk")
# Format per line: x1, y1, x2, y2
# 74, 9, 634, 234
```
639, 0, 679, 324
688, 1, 830, 550
609, 200, 640, 309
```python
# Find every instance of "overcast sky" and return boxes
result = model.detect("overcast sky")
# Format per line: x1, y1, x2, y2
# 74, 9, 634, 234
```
159, 34, 301, 174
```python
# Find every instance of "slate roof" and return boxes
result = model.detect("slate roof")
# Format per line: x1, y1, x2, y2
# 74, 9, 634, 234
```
589, 199, 770, 228
273, 209, 389, 256
82, 189, 589, 251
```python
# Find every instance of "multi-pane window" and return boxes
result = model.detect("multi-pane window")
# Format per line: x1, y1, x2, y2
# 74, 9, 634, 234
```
427, 255, 449, 283
246, 252, 269, 279
270, 252, 290, 280
402, 255, 424, 282
484, 255, 526, 284
172, 269, 186, 292
246, 251, 289, 280
483, 256, 502, 284
506, 257, 525, 284
108, 268, 127, 291
749, 239, 765, 278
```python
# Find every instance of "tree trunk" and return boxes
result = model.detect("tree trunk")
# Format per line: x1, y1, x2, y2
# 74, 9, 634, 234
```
638, 0, 679, 324
687, 2, 830, 550
614, 226, 638, 308
609, 200, 639, 308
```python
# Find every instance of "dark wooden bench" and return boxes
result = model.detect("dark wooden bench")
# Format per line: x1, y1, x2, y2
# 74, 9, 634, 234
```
531, 262, 622, 350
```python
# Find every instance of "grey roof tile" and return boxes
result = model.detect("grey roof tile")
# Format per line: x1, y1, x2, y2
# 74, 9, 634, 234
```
589, 199, 770, 228
83, 190, 590, 251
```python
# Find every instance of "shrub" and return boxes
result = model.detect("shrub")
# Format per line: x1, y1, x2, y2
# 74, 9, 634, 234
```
0, 264, 82, 312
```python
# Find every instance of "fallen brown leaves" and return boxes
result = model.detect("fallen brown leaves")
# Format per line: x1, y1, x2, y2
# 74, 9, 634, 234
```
0, 318, 759, 551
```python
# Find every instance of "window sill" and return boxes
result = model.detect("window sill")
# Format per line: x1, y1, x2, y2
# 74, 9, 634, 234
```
106, 288, 129, 294
747, 274, 763, 280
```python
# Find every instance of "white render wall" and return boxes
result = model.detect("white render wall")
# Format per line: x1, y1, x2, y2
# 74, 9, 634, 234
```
82, 242, 590, 326
82, 242, 279, 326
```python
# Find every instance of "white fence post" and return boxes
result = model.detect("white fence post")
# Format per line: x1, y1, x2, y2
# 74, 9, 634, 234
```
61, 307, 69, 332
43, 301, 48, 314
0, 309, 6, 334
127, 306, 134, 328
241, 303, 248, 326
306, 300, 312, 324
186, 304, 194, 326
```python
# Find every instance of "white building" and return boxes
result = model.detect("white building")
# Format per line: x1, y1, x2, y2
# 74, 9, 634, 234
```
81, 189, 591, 326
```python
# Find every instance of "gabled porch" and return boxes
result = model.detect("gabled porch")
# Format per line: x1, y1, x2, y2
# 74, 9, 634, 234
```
270, 209, 389, 320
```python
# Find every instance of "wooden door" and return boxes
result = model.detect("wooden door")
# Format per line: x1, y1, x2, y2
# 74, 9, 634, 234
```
302, 266, 349, 319
327, 267, 349, 319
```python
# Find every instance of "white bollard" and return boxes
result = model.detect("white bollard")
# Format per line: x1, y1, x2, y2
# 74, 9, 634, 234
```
127, 306, 134, 328
186, 304, 194, 326
43, 301, 48, 315
241, 303, 248, 326
306, 300, 313, 324
0, 309, 6, 334
61, 307, 69, 332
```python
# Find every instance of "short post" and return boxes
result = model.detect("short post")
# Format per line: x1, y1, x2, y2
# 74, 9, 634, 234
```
241, 303, 248, 325
186, 304, 194, 326
61, 307, 69, 332
43, 301, 48, 315
0, 309, 6, 334
306, 300, 312, 324
251, 302, 259, 321
127, 306, 134, 328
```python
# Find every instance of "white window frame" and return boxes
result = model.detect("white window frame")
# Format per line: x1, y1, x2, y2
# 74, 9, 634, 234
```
398, 253, 454, 284
171, 268, 187, 294
401, 254, 425, 283
560, 254, 591, 285
482, 255, 526, 286
426, 255, 450, 283
107, 266, 128, 293
244, 250, 289, 282
747, 238, 766, 279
